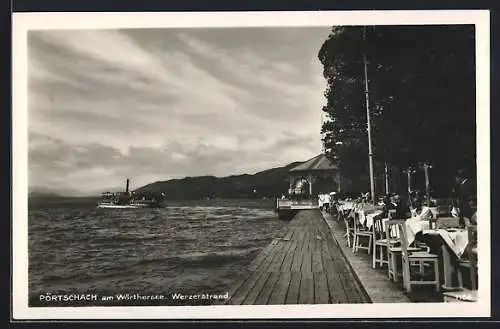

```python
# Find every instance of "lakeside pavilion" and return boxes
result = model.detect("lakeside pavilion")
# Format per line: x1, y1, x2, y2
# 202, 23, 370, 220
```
288, 153, 340, 196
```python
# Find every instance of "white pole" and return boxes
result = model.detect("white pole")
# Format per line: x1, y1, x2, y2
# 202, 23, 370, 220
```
308, 174, 313, 196
337, 170, 341, 193
363, 26, 376, 203
423, 163, 432, 207
407, 170, 412, 195
385, 162, 389, 195
402, 166, 413, 205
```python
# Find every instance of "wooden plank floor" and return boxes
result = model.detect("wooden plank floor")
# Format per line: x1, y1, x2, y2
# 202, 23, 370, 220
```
221, 210, 371, 305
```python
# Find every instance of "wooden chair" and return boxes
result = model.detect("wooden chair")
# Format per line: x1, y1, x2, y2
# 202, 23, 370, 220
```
385, 215, 425, 282
336, 203, 346, 222
443, 225, 477, 302
398, 221, 440, 293
352, 212, 373, 254
386, 219, 404, 281
457, 224, 478, 290
343, 215, 355, 248
372, 215, 398, 269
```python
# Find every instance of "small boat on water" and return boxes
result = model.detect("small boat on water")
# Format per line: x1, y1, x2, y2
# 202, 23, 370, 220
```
97, 179, 165, 209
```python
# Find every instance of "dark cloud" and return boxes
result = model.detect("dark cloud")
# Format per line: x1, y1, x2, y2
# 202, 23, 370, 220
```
28, 27, 332, 194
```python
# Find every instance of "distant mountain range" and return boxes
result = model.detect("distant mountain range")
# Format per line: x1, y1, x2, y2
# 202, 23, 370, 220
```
134, 162, 302, 200
28, 186, 84, 198
28, 161, 303, 199
28, 186, 118, 198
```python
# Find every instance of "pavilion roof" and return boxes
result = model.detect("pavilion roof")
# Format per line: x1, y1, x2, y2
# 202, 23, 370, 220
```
289, 154, 338, 172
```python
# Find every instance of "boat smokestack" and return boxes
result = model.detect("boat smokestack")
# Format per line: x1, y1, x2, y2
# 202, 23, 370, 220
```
126, 178, 130, 194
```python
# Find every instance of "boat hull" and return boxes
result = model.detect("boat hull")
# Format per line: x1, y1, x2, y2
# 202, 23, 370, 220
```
129, 203, 163, 208
97, 203, 163, 209
97, 204, 140, 209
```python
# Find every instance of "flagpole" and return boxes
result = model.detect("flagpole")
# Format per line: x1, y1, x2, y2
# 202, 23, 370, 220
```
363, 26, 375, 203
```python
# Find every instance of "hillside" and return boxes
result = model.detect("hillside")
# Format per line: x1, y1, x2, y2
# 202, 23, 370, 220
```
134, 162, 302, 200
28, 186, 85, 198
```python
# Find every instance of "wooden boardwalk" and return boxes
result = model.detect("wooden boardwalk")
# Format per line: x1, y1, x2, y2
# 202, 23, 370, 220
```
221, 210, 371, 305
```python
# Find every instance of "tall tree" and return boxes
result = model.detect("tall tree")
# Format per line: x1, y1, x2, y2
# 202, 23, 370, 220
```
318, 25, 476, 196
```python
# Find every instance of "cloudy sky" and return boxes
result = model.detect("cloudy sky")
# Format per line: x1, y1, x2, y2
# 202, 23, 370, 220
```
28, 27, 333, 196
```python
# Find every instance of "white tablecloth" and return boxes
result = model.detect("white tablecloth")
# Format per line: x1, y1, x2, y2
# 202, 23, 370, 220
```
377, 215, 467, 257
362, 210, 384, 229
422, 229, 469, 258
379, 216, 429, 246
405, 217, 430, 246
419, 206, 438, 219
338, 202, 355, 212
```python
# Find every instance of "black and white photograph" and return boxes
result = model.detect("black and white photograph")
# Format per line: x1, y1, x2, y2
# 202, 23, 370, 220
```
12, 10, 490, 319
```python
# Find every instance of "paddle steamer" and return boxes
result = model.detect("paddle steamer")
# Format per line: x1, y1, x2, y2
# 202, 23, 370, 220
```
97, 179, 165, 209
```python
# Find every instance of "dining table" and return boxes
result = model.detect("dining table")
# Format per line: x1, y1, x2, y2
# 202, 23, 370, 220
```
361, 207, 468, 291
404, 216, 431, 245
337, 201, 356, 212
420, 225, 469, 291
373, 212, 431, 241
359, 208, 384, 229
383, 214, 468, 290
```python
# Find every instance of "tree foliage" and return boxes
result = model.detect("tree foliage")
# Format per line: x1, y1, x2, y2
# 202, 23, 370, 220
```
318, 25, 476, 196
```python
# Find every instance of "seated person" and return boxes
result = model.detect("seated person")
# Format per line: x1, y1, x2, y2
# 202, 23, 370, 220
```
470, 212, 477, 226
468, 197, 478, 226
413, 191, 424, 213
392, 194, 411, 219
453, 169, 477, 228
457, 198, 478, 227
374, 194, 395, 219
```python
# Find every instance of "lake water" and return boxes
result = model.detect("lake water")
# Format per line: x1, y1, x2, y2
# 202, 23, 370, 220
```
28, 198, 286, 306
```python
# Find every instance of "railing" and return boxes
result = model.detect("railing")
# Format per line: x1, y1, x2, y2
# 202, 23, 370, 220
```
277, 199, 293, 208
276, 198, 319, 210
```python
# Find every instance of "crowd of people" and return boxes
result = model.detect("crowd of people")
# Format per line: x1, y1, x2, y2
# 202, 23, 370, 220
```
277, 167, 477, 229
318, 192, 339, 214
315, 168, 477, 228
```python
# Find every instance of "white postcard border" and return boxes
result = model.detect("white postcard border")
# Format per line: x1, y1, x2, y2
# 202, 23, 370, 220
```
12, 10, 491, 319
